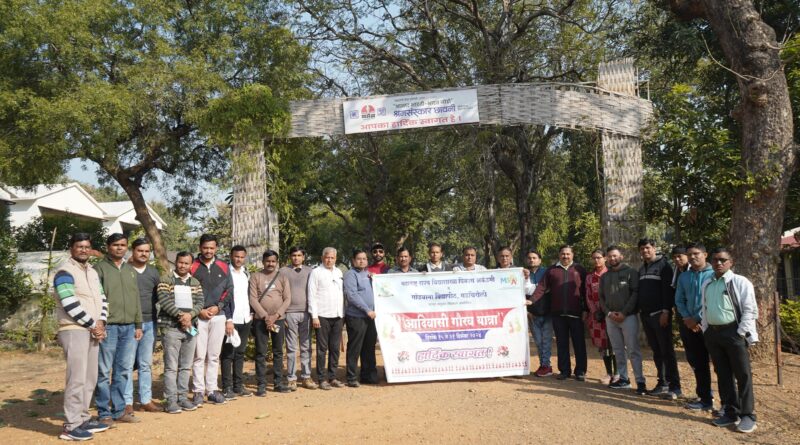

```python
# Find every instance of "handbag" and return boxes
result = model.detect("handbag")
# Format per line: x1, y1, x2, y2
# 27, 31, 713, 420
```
593, 309, 605, 322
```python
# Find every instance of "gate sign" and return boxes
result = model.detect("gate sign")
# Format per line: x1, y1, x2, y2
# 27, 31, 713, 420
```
342, 89, 480, 134
373, 269, 530, 383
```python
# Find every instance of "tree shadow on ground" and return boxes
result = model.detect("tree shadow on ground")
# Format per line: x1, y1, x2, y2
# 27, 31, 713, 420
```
0, 388, 65, 437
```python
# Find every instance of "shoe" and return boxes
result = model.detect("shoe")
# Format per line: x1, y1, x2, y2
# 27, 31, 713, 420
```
635, 382, 647, 395
255, 387, 267, 397
609, 378, 631, 389
164, 401, 182, 414
661, 389, 683, 400
574, 373, 586, 382
329, 379, 345, 388
192, 392, 204, 408
736, 416, 757, 433
556, 374, 570, 380
600, 374, 612, 385
207, 391, 227, 404
535, 366, 553, 377
234, 387, 253, 397
124, 404, 134, 415
646, 384, 669, 396
712, 414, 740, 427
287, 380, 298, 392
360, 378, 380, 385
274, 384, 291, 393
114, 413, 141, 423
319, 381, 332, 390
96, 417, 115, 428
78, 419, 110, 433
59, 426, 93, 441
300, 378, 319, 390
222, 389, 238, 400
685, 400, 714, 411
138, 401, 161, 413
178, 399, 197, 412
346, 381, 360, 388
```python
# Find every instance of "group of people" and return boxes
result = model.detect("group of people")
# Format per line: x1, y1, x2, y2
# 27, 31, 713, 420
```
52, 233, 759, 440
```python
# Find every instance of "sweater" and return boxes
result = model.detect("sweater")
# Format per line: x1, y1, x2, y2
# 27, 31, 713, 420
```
599, 264, 639, 316
532, 262, 587, 317
134, 264, 161, 323
94, 257, 142, 328
53, 257, 108, 331
191, 257, 234, 319
638, 256, 674, 315
156, 273, 204, 329
279, 265, 312, 313
344, 268, 375, 318
248, 269, 292, 321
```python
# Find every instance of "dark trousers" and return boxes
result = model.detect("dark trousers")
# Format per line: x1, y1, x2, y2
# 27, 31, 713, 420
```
552, 315, 587, 376
704, 323, 755, 419
221, 321, 251, 391
345, 315, 378, 383
641, 312, 681, 390
316, 316, 343, 382
253, 319, 285, 388
679, 322, 713, 404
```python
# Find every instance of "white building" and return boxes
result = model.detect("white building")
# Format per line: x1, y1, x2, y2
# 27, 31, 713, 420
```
0, 183, 165, 236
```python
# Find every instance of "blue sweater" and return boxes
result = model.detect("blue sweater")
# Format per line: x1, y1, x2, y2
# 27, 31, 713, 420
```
675, 264, 714, 322
344, 268, 375, 318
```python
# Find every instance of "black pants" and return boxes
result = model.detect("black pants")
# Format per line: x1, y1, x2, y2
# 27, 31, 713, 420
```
641, 312, 681, 390
345, 316, 378, 383
316, 316, 343, 382
704, 323, 755, 419
253, 319, 285, 388
221, 321, 251, 391
678, 322, 712, 404
552, 315, 587, 376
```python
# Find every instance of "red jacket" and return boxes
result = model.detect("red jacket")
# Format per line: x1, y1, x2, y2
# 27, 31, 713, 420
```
532, 262, 587, 317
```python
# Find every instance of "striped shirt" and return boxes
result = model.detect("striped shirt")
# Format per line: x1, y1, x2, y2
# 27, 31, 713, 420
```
54, 264, 108, 329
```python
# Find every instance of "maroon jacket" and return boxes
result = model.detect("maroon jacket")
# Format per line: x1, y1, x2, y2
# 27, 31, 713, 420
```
531, 262, 587, 317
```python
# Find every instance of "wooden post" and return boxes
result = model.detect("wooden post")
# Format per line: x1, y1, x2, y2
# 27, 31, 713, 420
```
775, 291, 783, 386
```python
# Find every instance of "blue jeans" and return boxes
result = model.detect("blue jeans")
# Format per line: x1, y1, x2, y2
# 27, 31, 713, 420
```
125, 321, 155, 405
530, 315, 553, 367
96, 324, 137, 419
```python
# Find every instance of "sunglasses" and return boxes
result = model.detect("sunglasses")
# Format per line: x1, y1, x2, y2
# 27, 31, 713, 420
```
711, 258, 730, 264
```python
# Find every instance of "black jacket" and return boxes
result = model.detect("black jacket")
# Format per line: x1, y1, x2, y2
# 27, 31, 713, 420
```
638, 256, 675, 315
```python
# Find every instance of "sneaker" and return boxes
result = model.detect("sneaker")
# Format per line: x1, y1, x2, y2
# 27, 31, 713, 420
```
556, 373, 570, 380
192, 392, 204, 408
234, 387, 253, 397
97, 417, 114, 428
346, 381, 361, 388
59, 426, 93, 441
222, 388, 238, 400
78, 419, 110, 433
646, 384, 669, 396
661, 389, 683, 400
301, 378, 319, 390
207, 391, 227, 404
736, 416, 757, 433
635, 382, 648, 395
712, 414, 740, 427
686, 400, 714, 411
574, 373, 586, 382
287, 380, 298, 392
319, 381, 332, 390
255, 387, 267, 397
164, 401, 182, 414
534, 366, 553, 377
274, 384, 291, 393
178, 399, 197, 412
114, 413, 141, 423
329, 379, 345, 388
609, 378, 631, 389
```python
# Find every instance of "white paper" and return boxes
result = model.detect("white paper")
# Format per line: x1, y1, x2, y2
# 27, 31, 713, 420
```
174, 285, 193, 310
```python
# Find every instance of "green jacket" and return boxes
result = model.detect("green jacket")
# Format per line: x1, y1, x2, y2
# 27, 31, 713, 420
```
95, 257, 143, 328
599, 264, 639, 316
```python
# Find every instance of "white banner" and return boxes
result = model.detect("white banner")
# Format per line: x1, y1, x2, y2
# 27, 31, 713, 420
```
373, 269, 530, 383
342, 89, 480, 134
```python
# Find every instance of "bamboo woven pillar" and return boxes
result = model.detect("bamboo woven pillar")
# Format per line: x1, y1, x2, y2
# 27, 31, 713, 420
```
231, 143, 279, 263
598, 59, 645, 263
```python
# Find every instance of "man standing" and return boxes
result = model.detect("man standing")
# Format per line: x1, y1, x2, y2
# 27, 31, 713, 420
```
388, 247, 416, 273
452, 246, 487, 271
157, 251, 203, 414
308, 247, 345, 389
702, 248, 759, 433
344, 249, 378, 387
600, 246, 646, 394
675, 243, 715, 411
221, 245, 253, 399
127, 238, 161, 413
531, 245, 587, 381
54, 233, 109, 440
671, 246, 690, 289
94, 233, 142, 424
637, 238, 681, 398
279, 246, 318, 391
367, 243, 390, 275
190, 234, 234, 406
249, 249, 292, 395
418, 242, 452, 272
526, 250, 553, 377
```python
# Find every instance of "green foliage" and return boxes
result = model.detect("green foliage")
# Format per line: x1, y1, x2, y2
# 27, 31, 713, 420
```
148, 201, 194, 253
0, 232, 31, 320
571, 211, 602, 267
781, 298, 800, 350
13, 216, 106, 252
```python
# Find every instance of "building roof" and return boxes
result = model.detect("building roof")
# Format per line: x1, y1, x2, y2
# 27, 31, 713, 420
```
98, 201, 167, 229
782, 228, 800, 251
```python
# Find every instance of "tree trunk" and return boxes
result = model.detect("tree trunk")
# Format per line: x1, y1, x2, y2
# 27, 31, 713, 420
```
117, 175, 171, 273
669, 0, 796, 361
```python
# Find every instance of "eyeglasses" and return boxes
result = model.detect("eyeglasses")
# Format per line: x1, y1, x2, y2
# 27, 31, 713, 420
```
372, 249, 384, 253
711, 258, 730, 264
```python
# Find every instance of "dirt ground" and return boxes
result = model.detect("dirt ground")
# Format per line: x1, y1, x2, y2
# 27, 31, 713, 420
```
0, 340, 798, 445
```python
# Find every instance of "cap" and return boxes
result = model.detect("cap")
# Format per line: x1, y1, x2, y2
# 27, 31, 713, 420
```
371, 242, 385, 251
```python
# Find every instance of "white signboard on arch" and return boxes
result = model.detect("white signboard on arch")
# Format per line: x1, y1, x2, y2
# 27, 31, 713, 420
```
342, 89, 480, 134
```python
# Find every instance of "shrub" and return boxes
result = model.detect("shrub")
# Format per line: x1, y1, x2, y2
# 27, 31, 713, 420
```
13, 215, 106, 252
0, 232, 32, 320
780, 299, 800, 352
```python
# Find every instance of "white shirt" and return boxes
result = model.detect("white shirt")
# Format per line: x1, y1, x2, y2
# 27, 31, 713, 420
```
452, 264, 487, 271
230, 266, 252, 324
307, 266, 344, 319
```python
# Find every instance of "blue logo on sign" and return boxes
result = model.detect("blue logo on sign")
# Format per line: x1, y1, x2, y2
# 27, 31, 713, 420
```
349, 110, 359, 119
377, 107, 386, 116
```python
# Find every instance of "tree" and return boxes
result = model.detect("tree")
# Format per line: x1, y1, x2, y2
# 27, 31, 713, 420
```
667, 0, 796, 359
0, 0, 308, 270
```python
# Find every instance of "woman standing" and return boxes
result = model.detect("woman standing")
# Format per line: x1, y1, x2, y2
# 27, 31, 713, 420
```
585, 249, 616, 385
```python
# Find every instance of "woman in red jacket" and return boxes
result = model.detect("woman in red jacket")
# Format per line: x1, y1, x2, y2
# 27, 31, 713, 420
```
585, 249, 617, 385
